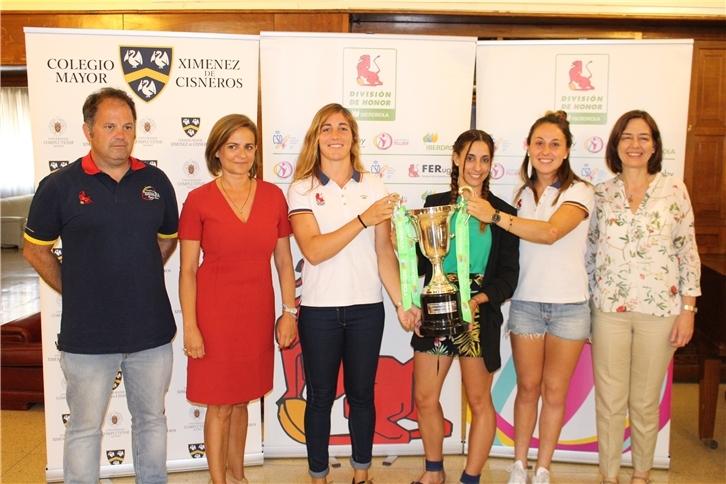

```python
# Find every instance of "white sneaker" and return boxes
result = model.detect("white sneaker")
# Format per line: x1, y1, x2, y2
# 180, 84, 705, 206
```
506, 460, 528, 484
531, 467, 550, 484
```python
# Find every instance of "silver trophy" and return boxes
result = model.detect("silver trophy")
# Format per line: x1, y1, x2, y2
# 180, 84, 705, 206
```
407, 187, 472, 337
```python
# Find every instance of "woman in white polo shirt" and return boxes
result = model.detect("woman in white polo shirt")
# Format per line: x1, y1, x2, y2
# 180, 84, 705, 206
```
287, 103, 420, 484
479, 111, 594, 484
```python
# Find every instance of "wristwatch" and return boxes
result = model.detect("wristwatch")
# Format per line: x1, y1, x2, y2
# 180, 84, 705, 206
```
491, 209, 501, 224
282, 303, 298, 316
682, 304, 698, 313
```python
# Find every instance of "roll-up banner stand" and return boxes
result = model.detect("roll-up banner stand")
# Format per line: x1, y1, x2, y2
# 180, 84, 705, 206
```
25, 27, 261, 481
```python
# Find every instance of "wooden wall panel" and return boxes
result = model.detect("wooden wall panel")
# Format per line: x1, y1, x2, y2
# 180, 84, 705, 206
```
122, 12, 274, 35
1, 14, 123, 65
693, 49, 726, 127
349, 13, 726, 41
351, 20, 642, 39
690, 134, 726, 219
696, 226, 726, 254
274, 12, 348, 32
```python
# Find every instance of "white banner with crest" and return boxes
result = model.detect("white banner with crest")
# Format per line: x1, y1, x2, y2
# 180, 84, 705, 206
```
25, 27, 260, 481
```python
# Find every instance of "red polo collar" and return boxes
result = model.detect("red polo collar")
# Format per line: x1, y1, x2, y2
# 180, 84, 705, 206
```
81, 152, 146, 175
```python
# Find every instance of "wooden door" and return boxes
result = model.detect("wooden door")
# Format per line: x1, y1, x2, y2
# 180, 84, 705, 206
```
685, 41, 726, 254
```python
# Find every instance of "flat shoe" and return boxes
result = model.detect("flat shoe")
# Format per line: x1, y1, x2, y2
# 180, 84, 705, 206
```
226, 472, 248, 484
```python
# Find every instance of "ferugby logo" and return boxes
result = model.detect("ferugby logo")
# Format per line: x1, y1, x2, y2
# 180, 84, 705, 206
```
120, 46, 173, 102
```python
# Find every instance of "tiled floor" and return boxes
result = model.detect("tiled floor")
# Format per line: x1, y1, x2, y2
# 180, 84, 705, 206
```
2, 248, 726, 483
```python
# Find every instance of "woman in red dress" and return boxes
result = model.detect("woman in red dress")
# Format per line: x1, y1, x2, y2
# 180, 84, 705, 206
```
179, 114, 297, 484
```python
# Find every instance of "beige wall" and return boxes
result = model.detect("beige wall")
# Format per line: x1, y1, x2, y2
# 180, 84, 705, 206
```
2, 0, 724, 17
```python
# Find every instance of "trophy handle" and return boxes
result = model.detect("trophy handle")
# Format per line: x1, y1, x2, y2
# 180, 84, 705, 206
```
407, 214, 421, 242
390, 192, 402, 230
456, 186, 473, 228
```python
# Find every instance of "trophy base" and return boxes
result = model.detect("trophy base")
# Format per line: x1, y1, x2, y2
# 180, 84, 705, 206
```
419, 292, 466, 337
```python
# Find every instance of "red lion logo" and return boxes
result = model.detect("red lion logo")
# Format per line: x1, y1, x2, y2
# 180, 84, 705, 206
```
275, 258, 452, 445
356, 55, 383, 87
78, 191, 93, 204
568, 60, 595, 91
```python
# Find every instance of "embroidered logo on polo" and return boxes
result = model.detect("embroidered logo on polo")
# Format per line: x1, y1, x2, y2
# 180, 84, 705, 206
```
142, 186, 160, 201
188, 443, 206, 458
182, 117, 201, 138
49, 161, 69, 172
106, 449, 125, 465
120, 47, 172, 103
315, 193, 325, 206
78, 191, 92, 204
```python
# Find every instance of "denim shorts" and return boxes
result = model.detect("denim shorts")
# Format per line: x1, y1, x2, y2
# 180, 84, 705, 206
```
507, 300, 591, 341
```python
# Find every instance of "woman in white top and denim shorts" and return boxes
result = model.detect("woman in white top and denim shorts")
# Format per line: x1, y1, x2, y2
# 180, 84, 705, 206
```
478, 111, 594, 484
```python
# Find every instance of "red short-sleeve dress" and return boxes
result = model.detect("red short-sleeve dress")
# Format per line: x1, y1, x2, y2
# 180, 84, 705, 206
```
179, 179, 292, 404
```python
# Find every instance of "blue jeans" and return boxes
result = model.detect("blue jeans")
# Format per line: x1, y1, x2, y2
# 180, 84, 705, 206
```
507, 300, 591, 341
60, 343, 173, 484
298, 303, 385, 478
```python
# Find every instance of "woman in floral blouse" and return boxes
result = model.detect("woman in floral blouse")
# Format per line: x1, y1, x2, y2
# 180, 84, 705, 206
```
587, 110, 701, 484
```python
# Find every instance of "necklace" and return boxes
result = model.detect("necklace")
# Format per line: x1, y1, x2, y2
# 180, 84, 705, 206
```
220, 177, 253, 214
625, 178, 650, 203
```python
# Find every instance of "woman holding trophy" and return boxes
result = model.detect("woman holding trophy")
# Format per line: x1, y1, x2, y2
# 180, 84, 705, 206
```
287, 103, 420, 484
478, 111, 594, 484
409, 129, 520, 484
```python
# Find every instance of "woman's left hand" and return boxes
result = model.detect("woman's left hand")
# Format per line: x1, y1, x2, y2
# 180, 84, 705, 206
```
670, 311, 695, 347
276, 312, 298, 349
397, 304, 421, 332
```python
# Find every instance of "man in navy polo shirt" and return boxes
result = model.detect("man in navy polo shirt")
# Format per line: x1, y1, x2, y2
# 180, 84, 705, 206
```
24, 87, 178, 484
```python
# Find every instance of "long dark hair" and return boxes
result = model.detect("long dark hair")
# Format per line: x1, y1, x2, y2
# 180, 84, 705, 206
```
449, 129, 495, 232
516, 110, 583, 205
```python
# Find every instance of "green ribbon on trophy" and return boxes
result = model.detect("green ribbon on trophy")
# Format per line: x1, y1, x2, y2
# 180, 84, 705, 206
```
454, 195, 473, 324
393, 200, 420, 310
